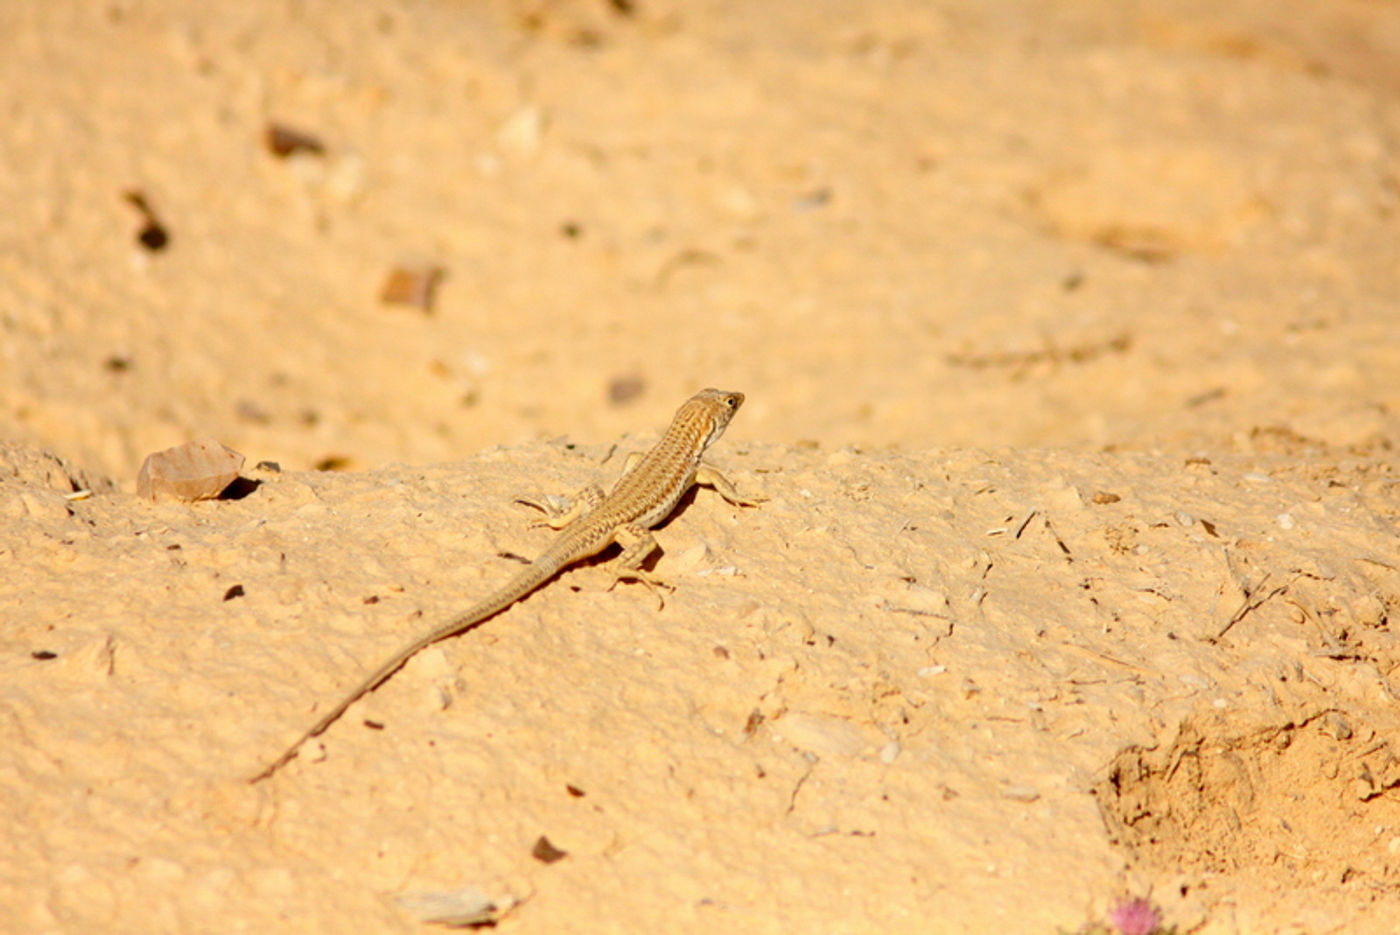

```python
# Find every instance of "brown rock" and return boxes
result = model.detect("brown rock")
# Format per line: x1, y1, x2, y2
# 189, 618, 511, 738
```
379, 266, 443, 312
136, 438, 245, 501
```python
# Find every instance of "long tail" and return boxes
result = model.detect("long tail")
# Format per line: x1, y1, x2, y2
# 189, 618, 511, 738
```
250, 560, 559, 783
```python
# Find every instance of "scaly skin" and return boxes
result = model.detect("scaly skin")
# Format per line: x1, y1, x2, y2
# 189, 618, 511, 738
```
251, 388, 758, 782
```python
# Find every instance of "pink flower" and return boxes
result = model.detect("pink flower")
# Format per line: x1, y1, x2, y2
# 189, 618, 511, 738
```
1108, 897, 1162, 935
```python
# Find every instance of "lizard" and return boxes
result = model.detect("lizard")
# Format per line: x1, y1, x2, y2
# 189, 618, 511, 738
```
250, 387, 759, 782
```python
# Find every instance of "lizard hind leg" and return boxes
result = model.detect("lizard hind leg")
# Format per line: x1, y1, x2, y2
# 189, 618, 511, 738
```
608, 522, 673, 609
515, 483, 606, 530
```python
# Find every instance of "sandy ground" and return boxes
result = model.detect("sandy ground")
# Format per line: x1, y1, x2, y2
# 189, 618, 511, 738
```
3, 1, 1400, 932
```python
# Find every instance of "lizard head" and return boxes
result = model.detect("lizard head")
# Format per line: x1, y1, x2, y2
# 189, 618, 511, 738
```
682, 387, 745, 450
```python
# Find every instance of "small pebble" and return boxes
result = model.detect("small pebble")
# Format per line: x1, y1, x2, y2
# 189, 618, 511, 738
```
123, 189, 170, 252
380, 266, 444, 311
264, 122, 326, 158
1323, 712, 1353, 741
531, 836, 567, 864
397, 886, 510, 927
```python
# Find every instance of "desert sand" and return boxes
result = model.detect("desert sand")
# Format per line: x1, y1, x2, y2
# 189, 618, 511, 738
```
3, 1, 1399, 932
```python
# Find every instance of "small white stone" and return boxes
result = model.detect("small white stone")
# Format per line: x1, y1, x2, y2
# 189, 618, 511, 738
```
497, 106, 544, 155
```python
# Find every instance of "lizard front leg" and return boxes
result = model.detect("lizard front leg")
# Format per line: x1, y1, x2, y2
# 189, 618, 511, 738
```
694, 463, 764, 508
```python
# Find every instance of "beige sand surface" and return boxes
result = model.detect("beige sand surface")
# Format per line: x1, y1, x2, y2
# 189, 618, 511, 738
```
3, 2, 1400, 932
